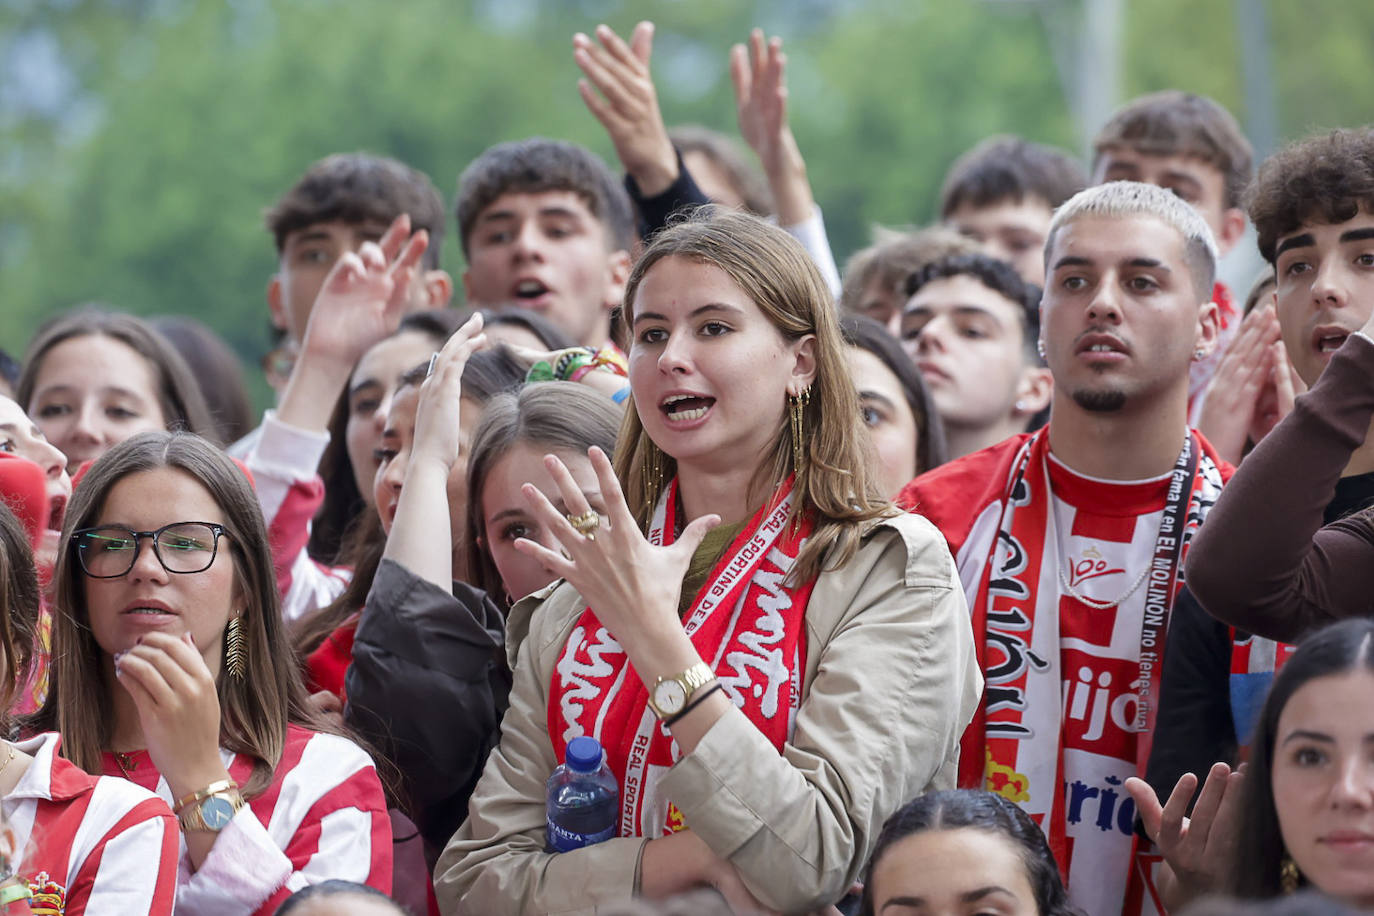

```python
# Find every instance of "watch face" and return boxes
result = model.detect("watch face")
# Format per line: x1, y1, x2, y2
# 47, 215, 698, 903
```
200, 796, 236, 830
652, 679, 688, 715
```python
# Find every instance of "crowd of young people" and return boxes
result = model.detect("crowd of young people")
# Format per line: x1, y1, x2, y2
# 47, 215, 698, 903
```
0, 17, 1370, 916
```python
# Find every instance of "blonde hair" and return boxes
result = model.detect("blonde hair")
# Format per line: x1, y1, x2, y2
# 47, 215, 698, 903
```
614, 208, 894, 583
1047, 181, 1219, 297
32, 431, 339, 796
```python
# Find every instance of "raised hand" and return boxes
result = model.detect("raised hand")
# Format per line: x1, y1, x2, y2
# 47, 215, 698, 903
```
513, 446, 719, 649
1124, 763, 1243, 909
300, 214, 429, 369
379, 313, 487, 591
1196, 305, 1282, 464
574, 22, 678, 197
275, 214, 431, 434
730, 29, 813, 227
409, 314, 487, 475
1249, 339, 1306, 445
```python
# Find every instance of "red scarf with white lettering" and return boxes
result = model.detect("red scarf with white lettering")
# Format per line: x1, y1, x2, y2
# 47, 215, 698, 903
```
548, 477, 814, 838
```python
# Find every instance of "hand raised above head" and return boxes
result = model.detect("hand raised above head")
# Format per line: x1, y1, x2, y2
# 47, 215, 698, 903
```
730, 29, 813, 227
300, 213, 430, 368
573, 21, 678, 197
408, 313, 487, 475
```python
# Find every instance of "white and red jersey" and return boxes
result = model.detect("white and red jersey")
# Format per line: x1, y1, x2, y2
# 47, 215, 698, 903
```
101, 725, 391, 915
6, 732, 177, 915
901, 431, 1232, 916
248, 411, 351, 623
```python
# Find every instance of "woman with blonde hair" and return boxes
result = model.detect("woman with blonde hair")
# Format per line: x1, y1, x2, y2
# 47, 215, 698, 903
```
435, 208, 980, 914
31, 431, 389, 914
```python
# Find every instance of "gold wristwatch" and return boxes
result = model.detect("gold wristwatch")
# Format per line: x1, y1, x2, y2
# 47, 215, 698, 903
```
648, 662, 715, 719
175, 779, 246, 833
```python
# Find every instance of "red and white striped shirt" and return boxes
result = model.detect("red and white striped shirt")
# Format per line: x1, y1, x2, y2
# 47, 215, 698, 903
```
101, 725, 391, 915
6, 732, 178, 915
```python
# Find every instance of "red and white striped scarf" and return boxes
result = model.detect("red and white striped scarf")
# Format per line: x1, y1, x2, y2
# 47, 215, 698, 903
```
548, 477, 814, 837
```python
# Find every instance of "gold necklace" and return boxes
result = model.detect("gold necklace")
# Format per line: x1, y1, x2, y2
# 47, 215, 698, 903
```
0, 743, 14, 779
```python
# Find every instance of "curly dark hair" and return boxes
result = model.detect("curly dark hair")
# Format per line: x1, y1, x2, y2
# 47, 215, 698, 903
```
1093, 91, 1254, 209
455, 138, 635, 257
906, 252, 1043, 362
861, 789, 1084, 916
1247, 128, 1374, 265
265, 153, 446, 270
940, 135, 1087, 217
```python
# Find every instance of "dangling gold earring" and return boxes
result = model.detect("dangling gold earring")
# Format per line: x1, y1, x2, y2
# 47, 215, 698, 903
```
1279, 854, 1300, 894
788, 387, 811, 473
224, 614, 246, 681
641, 441, 664, 511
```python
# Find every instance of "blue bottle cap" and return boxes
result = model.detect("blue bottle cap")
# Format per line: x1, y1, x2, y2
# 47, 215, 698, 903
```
566, 735, 604, 772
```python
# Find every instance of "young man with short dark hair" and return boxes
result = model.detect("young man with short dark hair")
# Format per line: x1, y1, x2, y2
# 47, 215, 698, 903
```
939, 135, 1087, 286
1092, 91, 1255, 408
264, 152, 453, 367
901, 182, 1232, 916
455, 138, 635, 348
900, 253, 1052, 459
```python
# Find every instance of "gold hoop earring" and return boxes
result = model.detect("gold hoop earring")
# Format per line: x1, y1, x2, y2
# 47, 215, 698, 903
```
788, 387, 811, 473
224, 614, 246, 681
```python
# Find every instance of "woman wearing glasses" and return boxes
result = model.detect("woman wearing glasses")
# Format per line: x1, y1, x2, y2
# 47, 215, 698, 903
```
435, 210, 981, 914
30, 431, 390, 914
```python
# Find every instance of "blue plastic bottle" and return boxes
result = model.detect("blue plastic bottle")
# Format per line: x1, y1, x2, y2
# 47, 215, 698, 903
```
546, 735, 619, 853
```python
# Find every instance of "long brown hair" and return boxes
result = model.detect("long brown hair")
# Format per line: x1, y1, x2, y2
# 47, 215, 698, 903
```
31, 431, 337, 796
614, 208, 893, 583
17, 308, 220, 446
0, 502, 40, 727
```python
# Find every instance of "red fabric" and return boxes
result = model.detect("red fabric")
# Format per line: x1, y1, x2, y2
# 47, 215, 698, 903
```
548, 478, 814, 838
304, 617, 359, 702
0, 453, 49, 549
16, 734, 178, 915
100, 725, 391, 914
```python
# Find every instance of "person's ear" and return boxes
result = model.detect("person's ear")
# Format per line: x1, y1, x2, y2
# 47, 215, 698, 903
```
789, 334, 818, 392
1215, 207, 1248, 257
1194, 299, 1222, 358
603, 250, 633, 312
1014, 366, 1053, 417
419, 270, 454, 308
267, 276, 288, 332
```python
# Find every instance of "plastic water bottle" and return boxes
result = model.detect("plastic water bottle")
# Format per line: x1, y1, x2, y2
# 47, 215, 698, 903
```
546, 735, 618, 852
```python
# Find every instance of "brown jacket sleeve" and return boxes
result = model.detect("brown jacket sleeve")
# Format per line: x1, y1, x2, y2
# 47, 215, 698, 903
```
1187, 332, 1374, 642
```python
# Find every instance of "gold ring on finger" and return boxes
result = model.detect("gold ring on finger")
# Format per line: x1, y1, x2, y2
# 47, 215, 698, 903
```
566, 509, 601, 540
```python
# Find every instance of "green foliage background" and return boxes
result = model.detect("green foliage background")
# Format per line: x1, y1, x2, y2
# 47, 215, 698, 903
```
2, 0, 1371, 410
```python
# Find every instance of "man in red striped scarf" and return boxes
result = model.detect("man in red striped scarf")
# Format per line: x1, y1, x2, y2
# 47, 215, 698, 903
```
900, 180, 1233, 916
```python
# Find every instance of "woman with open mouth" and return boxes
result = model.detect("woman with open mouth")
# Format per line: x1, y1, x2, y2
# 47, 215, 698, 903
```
435, 208, 981, 915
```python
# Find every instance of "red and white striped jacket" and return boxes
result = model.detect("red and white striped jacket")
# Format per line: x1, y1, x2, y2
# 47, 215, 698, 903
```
101, 725, 391, 915
8, 732, 178, 915
246, 411, 351, 624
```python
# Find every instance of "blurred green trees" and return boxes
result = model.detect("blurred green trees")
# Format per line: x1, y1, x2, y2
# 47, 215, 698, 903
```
1, 0, 1371, 410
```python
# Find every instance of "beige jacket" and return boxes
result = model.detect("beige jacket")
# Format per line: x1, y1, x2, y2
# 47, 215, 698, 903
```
434, 513, 982, 915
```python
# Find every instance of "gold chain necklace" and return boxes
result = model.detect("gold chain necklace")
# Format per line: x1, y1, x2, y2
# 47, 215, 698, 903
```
113, 750, 140, 780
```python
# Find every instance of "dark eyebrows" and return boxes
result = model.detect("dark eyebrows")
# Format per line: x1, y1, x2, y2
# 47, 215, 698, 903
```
1274, 233, 1316, 259
486, 507, 530, 526
349, 377, 382, 396
1128, 258, 1170, 272
1051, 255, 1093, 271
632, 303, 744, 325
1340, 227, 1374, 245
1282, 729, 1334, 746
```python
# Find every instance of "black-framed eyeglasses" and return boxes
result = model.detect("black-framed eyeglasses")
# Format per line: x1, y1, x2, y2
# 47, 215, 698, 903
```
71, 522, 229, 579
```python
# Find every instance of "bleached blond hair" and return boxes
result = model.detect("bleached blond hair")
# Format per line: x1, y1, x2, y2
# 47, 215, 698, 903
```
1045, 181, 1219, 298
